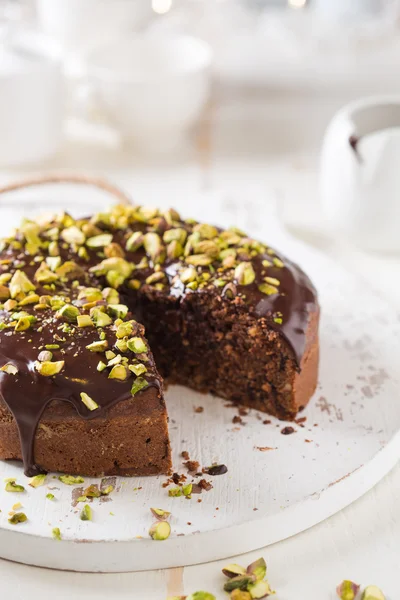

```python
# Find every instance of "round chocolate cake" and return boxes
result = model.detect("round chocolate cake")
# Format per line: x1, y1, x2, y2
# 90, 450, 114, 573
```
0, 203, 319, 477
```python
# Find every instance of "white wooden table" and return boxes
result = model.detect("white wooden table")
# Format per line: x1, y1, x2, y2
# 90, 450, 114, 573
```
0, 115, 399, 598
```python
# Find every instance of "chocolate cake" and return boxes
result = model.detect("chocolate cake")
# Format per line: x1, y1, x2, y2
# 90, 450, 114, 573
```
0, 204, 319, 477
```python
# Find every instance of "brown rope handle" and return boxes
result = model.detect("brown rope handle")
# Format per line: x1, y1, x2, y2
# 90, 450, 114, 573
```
0, 174, 132, 205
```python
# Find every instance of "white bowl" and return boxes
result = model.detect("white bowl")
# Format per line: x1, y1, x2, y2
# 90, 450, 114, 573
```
85, 34, 213, 153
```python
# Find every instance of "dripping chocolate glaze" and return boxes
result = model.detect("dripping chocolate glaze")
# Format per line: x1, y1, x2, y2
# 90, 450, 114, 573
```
0, 210, 317, 475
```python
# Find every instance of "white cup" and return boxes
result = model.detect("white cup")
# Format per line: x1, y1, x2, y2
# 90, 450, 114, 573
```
320, 95, 400, 253
81, 34, 213, 154
0, 31, 65, 166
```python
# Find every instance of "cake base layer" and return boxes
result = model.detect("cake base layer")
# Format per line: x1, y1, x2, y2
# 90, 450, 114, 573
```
0, 386, 171, 477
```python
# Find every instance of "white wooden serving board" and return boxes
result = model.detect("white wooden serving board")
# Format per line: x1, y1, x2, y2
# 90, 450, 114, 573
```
0, 196, 399, 573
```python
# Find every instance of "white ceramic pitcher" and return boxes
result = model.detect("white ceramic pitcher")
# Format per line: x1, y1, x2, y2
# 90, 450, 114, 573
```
320, 96, 400, 253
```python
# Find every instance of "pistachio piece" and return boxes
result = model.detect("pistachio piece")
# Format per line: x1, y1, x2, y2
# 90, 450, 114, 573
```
131, 376, 148, 396
48, 241, 59, 257
86, 234, 113, 248
146, 271, 166, 285
90, 308, 111, 328
9, 270, 36, 298
15, 316, 31, 332
86, 340, 108, 352
104, 242, 125, 258
46, 493, 55, 500
222, 283, 237, 299
52, 527, 62, 541
80, 504, 93, 521
223, 575, 256, 593
129, 363, 147, 376
116, 322, 133, 339
34, 261, 59, 284
168, 487, 182, 497
186, 593, 216, 600
101, 485, 114, 495
84, 484, 101, 498
0, 285, 10, 300
230, 591, 251, 600
163, 228, 187, 245
5, 480, 25, 492
167, 240, 184, 260
56, 304, 80, 322
143, 232, 164, 264
194, 240, 220, 258
4, 299, 18, 312
0, 273, 11, 285
193, 223, 218, 240
246, 558, 266, 581
107, 304, 129, 319
90, 257, 132, 284
108, 364, 129, 380
29, 474, 46, 488
234, 262, 255, 286
125, 231, 144, 252
127, 337, 147, 354
361, 586, 385, 600
58, 475, 84, 485
258, 283, 278, 296
8, 512, 27, 524
61, 225, 85, 245
0, 363, 18, 375
185, 254, 213, 267
222, 564, 247, 579
56, 261, 85, 280
149, 521, 171, 541
272, 257, 284, 268
115, 338, 128, 353
247, 580, 274, 599
80, 392, 99, 411
180, 267, 197, 284
35, 360, 65, 377
163, 207, 181, 224
264, 277, 280, 286
19, 293, 40, 306
46, 256, 62, 272
336, 581, 361, 600
182, 483, 192, 497
150, 508, 171, 521
97, 361, 107, 372
77, 314, 93, 328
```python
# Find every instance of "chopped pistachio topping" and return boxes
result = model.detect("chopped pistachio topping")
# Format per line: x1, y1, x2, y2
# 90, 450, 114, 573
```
234, 262, 255, 286
61, 225, 85, 245
107, 304, 129, 319
168, 487, 182, 497
58, 475, 84, 485
9, 270, 36, 299
86, 340, 108, 352
0, 363, 18, 375
150, 507, 171, 521
91, 308, 112, 327
8, 512, 27, 524
5, 480, 25, 492
108, 364, 129, 380
80, 392, 99, 411
46, 493, 55, 500
258, 283, 279, 296
131, 376, 149, 396
149, 520, 171, 541
86, 234, 113, 248
29, 474, 46, 488
56, 303, 80, 322
77, 314, 93, 328
35, 360, 65, 377
222, 564, 247, 578
129, 363, 147, 376
97, 361, 107, 372
52, 527, 62, 540
361, 586, 385, 600
182, 483, 192, 497
246, 558, 266, 581
101, 485, 114, 496
127, 337, 147, 354
15, 316, 31, 331
84, 484, 101, 498
80, 504, 92, 521
272, 257, 284, 268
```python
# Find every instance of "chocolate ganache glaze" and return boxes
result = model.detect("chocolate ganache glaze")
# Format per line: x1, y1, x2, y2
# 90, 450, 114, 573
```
0, 204, 317, 475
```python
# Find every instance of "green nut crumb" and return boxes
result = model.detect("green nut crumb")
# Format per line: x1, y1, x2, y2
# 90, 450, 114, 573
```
58, 475, 84, 486
149, 520, 171, 540
8, 512, 27, 525
52, 527, 62, 541
29, 474, 46, 488
80, 504, 93, 521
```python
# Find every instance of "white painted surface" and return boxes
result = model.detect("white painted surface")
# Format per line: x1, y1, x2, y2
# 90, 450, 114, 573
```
0, 95, 398, 594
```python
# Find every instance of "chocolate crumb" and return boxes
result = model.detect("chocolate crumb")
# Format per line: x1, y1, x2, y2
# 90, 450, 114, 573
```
305, 439, 312, 443
181, 450, 190, 460
184, 460, 200, 473
255, 446, 276, 452
194, 406, 204, 413
263, 419, 271, 425
198, 479, 213, 491
295, 416, 307, 424
232, 415, 243, 424
281, 426, 296, 435
206, 464, 228, 476
197, 498, 202, 503
253, 507, 258, 511
238, 407, 249, 417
